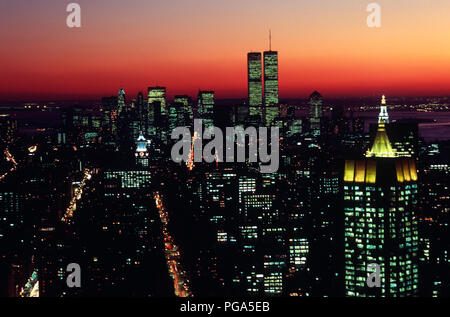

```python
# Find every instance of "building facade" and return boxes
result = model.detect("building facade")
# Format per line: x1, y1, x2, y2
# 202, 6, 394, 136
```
343, 121, 419, 296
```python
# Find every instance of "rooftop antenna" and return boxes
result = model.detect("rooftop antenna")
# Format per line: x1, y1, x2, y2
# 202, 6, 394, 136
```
269, 29, 272, 51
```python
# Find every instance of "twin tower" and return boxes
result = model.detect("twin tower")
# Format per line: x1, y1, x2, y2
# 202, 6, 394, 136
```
247, 50, 279, 122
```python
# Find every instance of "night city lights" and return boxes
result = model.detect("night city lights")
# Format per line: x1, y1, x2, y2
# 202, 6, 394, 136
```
0, 0, 450, 313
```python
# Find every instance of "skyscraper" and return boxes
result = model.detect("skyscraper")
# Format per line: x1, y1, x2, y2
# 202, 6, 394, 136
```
135, 132, 150, 167
309, 91, 323, 136
262, 49, 279, 126
174, 95, 193, 123
101, 95, 119, 143
418, 162, 450, 296
118, 88, 126, 114
148, 86, 167, 116
136, 92, 144, 121
370, 96, 418, 157
0, 115, 18, 145
343, 118, 419, 297
248, 52, 263, 119
263, 51, 279, 108
197, 90, 215, 128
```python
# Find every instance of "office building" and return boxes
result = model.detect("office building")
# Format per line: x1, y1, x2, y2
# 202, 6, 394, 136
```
343, 119, 419, 296
263, 51, 279, 108
248, 52, 263, 119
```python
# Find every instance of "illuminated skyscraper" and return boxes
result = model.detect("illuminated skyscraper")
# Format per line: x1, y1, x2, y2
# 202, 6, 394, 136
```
419, 162, 450, 296
263, 51, 279, 108
147, 101, 161, 137
343, 120, 419, 297
263, 50, 280, 125
174, 95, 193, 123
148, 86, 167, 116
168, 102, 181, 132
309, 91, 323, 136
135, 132, 150, 167
136, 92, 144, 121
0, 114, 18, 144
101, 95, 119, 143
197, 90, 215, 128
118, 88, 126, 114
146, 87, 166, 140
0, 183, 25, 297
237, 191, 286, 296
248, 52, 263, 119
370, 96, 418, 157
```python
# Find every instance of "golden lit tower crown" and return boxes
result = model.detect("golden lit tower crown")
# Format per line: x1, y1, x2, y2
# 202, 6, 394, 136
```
366, 96, 397, 158
366, 122, 397, 158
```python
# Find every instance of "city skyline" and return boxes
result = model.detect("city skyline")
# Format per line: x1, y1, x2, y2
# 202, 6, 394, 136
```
1, 0, 449, 305
2, 0, 450, 101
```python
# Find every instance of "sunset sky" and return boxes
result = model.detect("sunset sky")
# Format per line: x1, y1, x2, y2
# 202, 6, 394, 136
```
1, 0, 450, 101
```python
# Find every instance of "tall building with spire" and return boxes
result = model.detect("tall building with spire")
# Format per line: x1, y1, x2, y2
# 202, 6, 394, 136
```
309, 91, 323, 136
263, 31, 279, 126
118, 88, 126, 114
135, 132, 150, 167
263, 51, 279, 107
370, 96, 417, 157
263, 48, 279, 126
343, 108, 419, 297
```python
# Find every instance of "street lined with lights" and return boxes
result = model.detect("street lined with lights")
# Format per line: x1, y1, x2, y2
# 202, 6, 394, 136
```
154, 191, 193, 297
61, 169, 93, 224
0, 149, 18, 181
21, 168, 95, 296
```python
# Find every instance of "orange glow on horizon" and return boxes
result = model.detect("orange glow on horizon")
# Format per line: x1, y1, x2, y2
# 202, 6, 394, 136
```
1, 0, 450, 100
